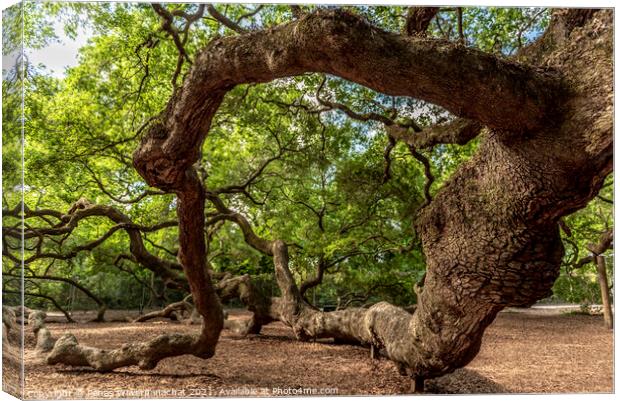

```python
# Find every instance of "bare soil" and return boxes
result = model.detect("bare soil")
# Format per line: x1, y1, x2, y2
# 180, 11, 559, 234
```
2, 309, 613, 399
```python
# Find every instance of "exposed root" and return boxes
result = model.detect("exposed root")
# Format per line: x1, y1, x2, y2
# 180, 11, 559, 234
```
41, 306, 220, 371
2, 306, 17, 342
11, 305, 34, 324
29, 310, 55, 353
46, 332, 207, 371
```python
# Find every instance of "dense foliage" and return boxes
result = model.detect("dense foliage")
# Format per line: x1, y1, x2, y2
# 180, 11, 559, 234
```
2, 2, 613, 315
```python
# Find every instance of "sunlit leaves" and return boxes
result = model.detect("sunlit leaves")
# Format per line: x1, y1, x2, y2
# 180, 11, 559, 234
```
6, 3, 608, 310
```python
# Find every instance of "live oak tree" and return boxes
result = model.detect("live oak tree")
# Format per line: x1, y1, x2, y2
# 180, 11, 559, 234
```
2, 3, 613, 390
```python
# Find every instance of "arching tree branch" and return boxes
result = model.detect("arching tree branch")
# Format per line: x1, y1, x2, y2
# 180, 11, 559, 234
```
134, 8, 562, 192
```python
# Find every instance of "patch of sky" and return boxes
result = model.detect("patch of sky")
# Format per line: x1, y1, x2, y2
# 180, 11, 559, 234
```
27, 14, 92, 79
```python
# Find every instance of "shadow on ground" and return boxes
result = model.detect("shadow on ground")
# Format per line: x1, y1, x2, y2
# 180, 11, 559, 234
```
427, 368, 507, 394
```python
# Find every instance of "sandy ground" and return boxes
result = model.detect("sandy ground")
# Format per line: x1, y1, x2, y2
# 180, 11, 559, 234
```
2, 309, 614, 399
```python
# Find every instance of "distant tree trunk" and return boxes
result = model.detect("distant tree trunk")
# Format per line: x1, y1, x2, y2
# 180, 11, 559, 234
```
594, 255, 613, 329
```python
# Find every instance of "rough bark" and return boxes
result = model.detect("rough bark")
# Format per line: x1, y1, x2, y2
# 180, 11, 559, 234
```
405, 9, 612, 378
46, 178, 224, 370
405, 7, 440, 37
387, 118, 482, 149
48, 8, 612, 378
2, 306, 17, 341
29, 310, 55, 353
200, 8, 611, 381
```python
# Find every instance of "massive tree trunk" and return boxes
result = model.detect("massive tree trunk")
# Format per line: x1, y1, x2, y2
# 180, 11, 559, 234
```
47, 7, 612, 380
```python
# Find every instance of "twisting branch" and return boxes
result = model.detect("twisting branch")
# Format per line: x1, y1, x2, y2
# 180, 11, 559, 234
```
133, 33, 159, 107
3, 199, 185, 289
113, 254, 167, 301
566, 228, 613, 273
515, 9, 547, 51
151, 3, 205, 87
133, 295, 193, 323
405, 7, 440, 37
143, 234, 178, 257
299, 256, 327, 297
315, 76, 420, 130
212, 147, 285, 201
587, 229, 614, 256
236, 5, 264, 24
408, 146, 434, 209
82, 162, 167, 204
134, 7, 562, 190
206, 4, 247, 34
313, 76, 443, 206
312, 76, 481, 199
207, 125, 301, 206
6, 271, 107, 322
382, 135, 397, 183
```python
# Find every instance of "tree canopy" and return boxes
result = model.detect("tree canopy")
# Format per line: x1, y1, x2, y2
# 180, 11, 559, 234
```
2, 2, 613, 386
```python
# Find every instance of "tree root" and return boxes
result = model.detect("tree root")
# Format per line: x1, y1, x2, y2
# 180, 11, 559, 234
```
33, 306, 218, 371
29, 310, 55, 353
46, 332, 205, 371
2, 306, 17, 342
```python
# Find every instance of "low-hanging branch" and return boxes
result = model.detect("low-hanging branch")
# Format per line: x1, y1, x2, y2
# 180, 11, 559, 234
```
2, 199, 185, 289
5, 270, 107, 322
3, 289, 75, 323
133, 8, 562, 193
43, 7, 612, 386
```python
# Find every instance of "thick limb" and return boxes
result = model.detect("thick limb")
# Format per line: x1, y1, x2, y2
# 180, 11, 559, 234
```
47, 175, 224, 371
118, 7, 612, 378
206, 9, 612, 378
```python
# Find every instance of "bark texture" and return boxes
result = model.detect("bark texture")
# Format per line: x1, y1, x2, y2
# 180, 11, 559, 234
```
405, 7, 440, 37
47, 8, 613, 379
29, 310, 55, 353
2, 306, 17, 341
213, 9, 612, 380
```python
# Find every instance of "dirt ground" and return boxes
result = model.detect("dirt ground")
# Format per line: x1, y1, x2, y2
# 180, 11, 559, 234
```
2, 309, 614, 398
